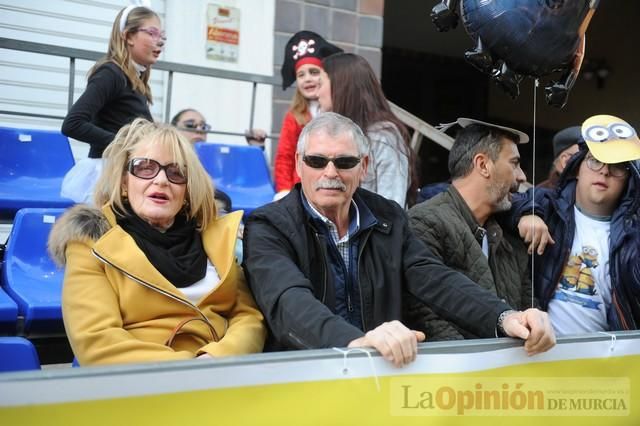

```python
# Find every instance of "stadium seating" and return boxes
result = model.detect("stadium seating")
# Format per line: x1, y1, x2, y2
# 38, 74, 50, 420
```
0, 127, 75, 217
195, 143, 275, 217
2, 208, 66, 334
0, 337, 41, 372
0, 287, 18, 333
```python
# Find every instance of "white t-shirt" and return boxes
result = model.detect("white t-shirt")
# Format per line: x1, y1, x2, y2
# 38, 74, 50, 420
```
547, 206, 612, 336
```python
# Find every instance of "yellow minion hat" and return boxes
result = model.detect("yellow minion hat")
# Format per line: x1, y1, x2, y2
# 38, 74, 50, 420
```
581, 114, 640, 163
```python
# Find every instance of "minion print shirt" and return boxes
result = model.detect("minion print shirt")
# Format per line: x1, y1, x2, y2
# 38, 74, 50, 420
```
547, 206, 612, 336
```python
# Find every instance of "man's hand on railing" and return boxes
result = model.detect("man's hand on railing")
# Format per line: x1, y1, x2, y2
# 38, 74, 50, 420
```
501, 308, 556, 356
348, 320, 426, 368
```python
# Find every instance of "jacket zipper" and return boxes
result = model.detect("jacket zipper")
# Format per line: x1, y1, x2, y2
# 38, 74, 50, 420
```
546, 203, 574, 309
92, 249, 220, 334
345, 259, 353, 313
287, 331, 312, 349
609, 253, 630, 330
312, 231, 328, 303
356, 229, 373, 331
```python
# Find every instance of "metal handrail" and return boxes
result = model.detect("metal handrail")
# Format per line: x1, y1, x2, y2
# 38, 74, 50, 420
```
0, 37, 279, 138
1, 331, 638, 381
389, 101, 454, 152
1, 37, 451, 150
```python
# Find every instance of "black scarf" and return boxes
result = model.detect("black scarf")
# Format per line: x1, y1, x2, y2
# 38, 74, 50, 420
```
115, 204, 207, 288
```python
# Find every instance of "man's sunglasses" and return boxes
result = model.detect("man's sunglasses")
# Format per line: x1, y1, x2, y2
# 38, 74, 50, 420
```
180, 119, 211, 132
128, 158, 187, 184
302, 155, 361, 170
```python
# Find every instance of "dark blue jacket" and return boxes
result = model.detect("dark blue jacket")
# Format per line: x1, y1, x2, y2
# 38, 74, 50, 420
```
512, 147, 640, 330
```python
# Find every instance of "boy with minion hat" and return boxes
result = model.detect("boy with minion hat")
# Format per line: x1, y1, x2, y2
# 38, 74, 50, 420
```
511, 114, 640, 335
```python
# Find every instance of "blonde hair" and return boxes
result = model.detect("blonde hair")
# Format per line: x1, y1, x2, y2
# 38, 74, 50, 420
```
89, 6, 158, 102
94, 118, 217, 228
289, 89, 312, 126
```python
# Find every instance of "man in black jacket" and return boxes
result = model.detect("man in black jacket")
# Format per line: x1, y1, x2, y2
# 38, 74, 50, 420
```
243, 112, 555, 367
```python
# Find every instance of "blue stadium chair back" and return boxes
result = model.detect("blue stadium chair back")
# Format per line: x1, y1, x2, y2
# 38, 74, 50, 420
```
2, 208, 67, 334
0, 337, 41, 372
195, 143, 275, 216
0, 127, 75, 216
0, 287, 18, 333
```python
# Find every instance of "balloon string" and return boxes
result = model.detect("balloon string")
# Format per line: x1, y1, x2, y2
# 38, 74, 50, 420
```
531, 79, 539, 308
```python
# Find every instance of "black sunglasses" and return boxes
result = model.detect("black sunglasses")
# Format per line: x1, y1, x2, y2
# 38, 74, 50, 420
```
180, 119, 211, 132
128, 158, 187, 184
302, 155, 361, 170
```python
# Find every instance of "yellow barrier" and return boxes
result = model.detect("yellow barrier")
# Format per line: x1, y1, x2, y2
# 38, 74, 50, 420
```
1, 333, 638, 425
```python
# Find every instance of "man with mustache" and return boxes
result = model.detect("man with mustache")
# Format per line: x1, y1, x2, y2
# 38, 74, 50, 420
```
405, 119, 534, 341
243, 112, 555, 367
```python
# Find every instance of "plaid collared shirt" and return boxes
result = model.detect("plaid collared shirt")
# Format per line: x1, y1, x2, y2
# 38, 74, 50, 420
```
305, 199, 360, 271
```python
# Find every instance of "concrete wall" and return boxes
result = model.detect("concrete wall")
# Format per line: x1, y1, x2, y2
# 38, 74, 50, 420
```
165, 0, 275, 147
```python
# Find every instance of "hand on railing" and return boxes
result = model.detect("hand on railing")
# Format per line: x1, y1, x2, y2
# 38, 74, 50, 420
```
245, 129, 267, 147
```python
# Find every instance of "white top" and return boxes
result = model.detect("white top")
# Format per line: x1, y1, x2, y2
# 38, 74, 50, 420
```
179, 260, 221, 303
547, 206, 612, 335
361, 121, 409, 207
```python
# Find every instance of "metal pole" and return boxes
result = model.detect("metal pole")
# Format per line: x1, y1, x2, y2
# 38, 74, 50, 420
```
164, 70, 173, 122
67, 57, 76, 111
249, 81, 257, 130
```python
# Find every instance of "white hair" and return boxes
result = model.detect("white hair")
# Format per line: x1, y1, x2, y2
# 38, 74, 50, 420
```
296, 112, 370, 156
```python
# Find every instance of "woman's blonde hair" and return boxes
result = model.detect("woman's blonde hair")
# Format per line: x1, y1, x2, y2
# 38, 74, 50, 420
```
94, 118, 217, 228
89, 6, 158, 102
289, 89, 312, 126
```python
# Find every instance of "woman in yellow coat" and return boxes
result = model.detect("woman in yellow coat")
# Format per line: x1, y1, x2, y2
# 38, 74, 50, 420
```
48, 118, 265, 365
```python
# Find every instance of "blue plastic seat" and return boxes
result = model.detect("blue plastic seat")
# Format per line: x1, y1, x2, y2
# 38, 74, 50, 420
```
2, 208, 67, 334
0, 287, 18, 333
0, 337, 41, 372
0, 127, 75, 216
195, 143, 275, 217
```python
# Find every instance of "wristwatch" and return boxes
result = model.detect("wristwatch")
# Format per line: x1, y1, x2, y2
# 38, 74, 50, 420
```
497, 309, 518, 336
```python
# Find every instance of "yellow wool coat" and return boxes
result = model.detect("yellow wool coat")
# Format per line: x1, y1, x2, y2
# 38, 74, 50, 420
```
50, 204, 266, 366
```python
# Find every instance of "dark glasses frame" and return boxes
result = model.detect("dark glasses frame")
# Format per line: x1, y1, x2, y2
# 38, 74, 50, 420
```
179, 119, 211, 132
302, 155, 361, 170
128, 158, 187, 184
584, 154, 629, 178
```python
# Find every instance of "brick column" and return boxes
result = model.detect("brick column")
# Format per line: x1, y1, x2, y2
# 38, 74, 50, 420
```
272, 0, 385, 152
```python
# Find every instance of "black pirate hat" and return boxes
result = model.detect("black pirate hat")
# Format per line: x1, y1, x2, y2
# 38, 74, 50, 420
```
281, 30, 342, 90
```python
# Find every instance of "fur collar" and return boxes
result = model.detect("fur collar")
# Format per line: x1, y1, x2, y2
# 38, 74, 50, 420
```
48, 204, 111, 266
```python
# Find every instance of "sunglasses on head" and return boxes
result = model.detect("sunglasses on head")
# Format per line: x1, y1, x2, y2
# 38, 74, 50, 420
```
128, 158, 187, 184
302, 155, 361, 170
180, 119, 211, 132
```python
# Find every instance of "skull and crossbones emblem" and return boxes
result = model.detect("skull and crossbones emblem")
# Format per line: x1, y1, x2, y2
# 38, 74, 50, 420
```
292, 39, 316, 60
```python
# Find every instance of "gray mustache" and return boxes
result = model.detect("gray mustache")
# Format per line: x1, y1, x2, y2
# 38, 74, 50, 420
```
315, 179, 346, 191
